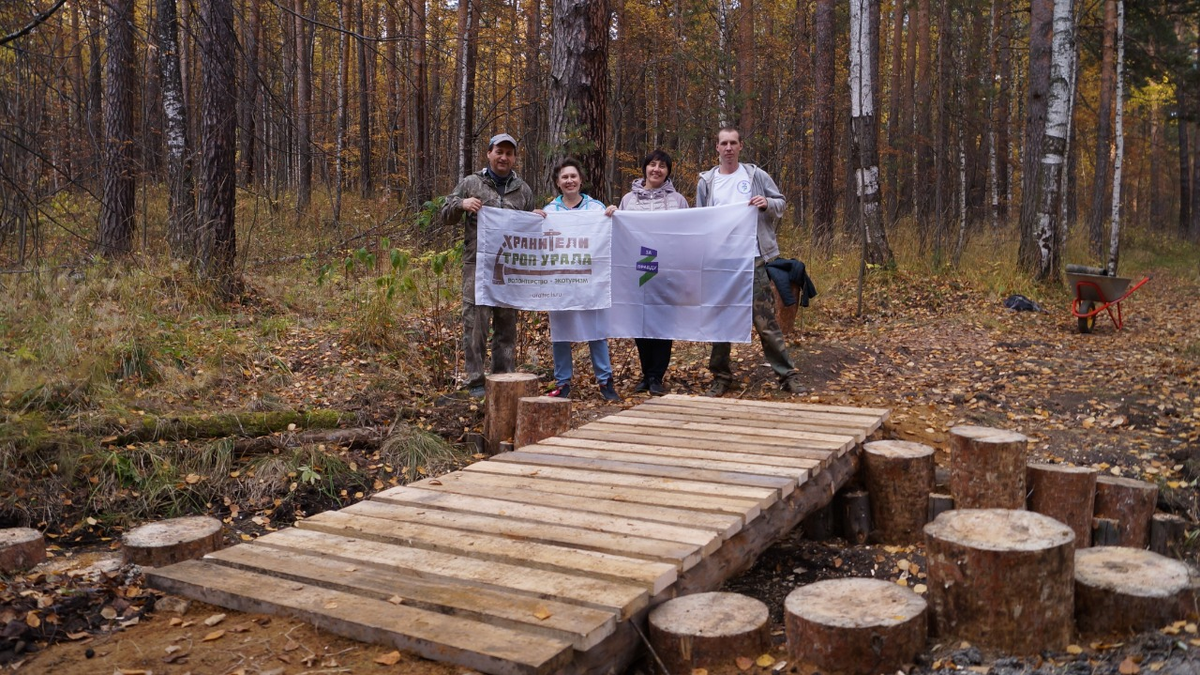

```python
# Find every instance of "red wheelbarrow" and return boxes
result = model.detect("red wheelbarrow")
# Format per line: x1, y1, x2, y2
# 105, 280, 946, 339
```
1065, 265, 1150, 333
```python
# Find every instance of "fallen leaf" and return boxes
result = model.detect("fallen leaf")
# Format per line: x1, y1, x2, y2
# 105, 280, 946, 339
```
100, 606, 118, 620
165, 645, 182, 654
204, 613, 226, 626
691, 670, 709, 675
202, 629, 225, 642
1066, 645, 1084, 655
25, 612, 40, 628
1119, 657, 1140, 674
324, 601, 338, 609
168, 617, 183, 627
388, 595, 403, 605
913, 583, 928, 594
533, 607, 552, 621
374, 651, 403, 666
185, 473, 201, 484
736, 656, 753, 671
756, 653, 775, 667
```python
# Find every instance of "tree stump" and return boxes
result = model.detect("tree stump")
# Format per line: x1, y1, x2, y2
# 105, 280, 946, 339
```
514, 396, 571, 449
785, 578, 927, 675
1027, 463, 1098, 547
948, 426, 1028, 509
647, 592, 770, 673
1075, 547, 1192, 635
1092, 518, 1122, 546
928, 493, 955, 523
123, 516, 224, 568
482, 373, 539, 455
863, 440, 935, 543
838, 489, 872, 544
802, 503, 837, 541
1150, 513, 1190, 558
0, 528, 45, 573
1093, 476, 1158, 548
924, 509, 1074, 654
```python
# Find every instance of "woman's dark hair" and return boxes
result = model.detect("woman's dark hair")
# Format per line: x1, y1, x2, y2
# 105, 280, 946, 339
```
551, 157, 586, 193
641, 149, 673, 180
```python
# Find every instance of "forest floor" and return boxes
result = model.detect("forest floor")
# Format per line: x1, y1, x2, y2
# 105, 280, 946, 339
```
2, 237, 1199, 674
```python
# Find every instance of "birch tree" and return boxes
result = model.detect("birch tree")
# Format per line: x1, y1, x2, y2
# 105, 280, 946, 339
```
1030, 0, 1074, 281
849, 0, 892, 265
1107, 0, 1125, 275
156, 0, 195, 257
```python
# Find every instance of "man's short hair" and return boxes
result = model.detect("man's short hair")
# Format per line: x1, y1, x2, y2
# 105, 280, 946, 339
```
718, 126, 741, 141
641, 149, 674, 179
488, 133, 518, 149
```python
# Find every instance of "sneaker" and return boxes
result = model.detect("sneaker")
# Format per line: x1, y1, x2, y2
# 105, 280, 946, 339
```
647, 377, 667, 396
598, 379, 622, 402
633, 379, 649, 394
467, 385, 486, 399
547, 383, 571, 398
782, 373, 806, 394
705, 380, 730, 397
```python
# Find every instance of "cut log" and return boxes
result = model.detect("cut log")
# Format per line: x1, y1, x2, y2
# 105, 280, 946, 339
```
1075, 547, 1192, 635
482, 373, 540, 455
948, 425, 1028, 509
928, 493, 955, 523
514, 396, 572, 450
785, 578, 927, 675
647, 592, 770, 674
0, 528, 45, 573
1092, 517, 1122, 546
838, 489, 871, 544
123, 516, 225, 568
863, 440, 935, 543
924, 509, 1074, 653
1027, 463, 1098, 547
802, 503, 836, 541
1150, 513, 1190, 558
1093, 476, 1158, 548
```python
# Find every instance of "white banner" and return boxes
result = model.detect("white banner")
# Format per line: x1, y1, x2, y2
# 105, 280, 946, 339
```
475, 205, 756, 343
474, 207, 612, 311
552, 203, 755, 343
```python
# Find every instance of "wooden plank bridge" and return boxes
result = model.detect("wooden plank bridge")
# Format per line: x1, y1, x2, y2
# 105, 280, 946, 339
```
144, 394, 889, 675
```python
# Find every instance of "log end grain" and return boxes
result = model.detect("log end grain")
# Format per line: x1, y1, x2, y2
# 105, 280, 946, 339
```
0, 528, 46, 573
949, 425, 1029, 445
123, 516, 225, 568
1075, 547, 1192, 635
648, 592, 770, 673
925, 508, 1075, 552
864, 440, 936, 461
785, 578, 927, 675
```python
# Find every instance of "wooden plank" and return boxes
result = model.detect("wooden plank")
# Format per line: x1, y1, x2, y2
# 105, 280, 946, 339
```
535, 435, 826, 471
462, 461, 778, 510
560, 427, 836, 465
639, 397, 885, 428
144, 560, 572, 675
574, 419, 850, 453
203, 543, 616, 650
618, 405, 871, 441
250, 528, 649, 619
341, 499, 704, 571
373, 485, 724, 555
439, 469, 763, 522
412, 473, 743, 540
658, 393, 891, 421
488, 451, 797, 498
299, 508, 679, 594
597, 413, 854, 447
520, 443, 812, 484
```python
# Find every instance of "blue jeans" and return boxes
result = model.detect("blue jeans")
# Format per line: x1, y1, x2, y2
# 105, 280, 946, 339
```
552, 340, 612, 386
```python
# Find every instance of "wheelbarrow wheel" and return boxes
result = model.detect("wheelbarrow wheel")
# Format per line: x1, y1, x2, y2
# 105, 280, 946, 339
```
1078, 300, 1095, 334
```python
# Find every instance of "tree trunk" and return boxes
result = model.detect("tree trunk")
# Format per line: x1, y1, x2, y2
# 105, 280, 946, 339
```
548, 0, 610, 199
736, 0, 756, 137
294, 0, 312, 211
1178, 95, 1191, 237
1107, 0, 1125, 275
1030, 0, 1073, 282
357, 0, 372, 198
1088, 0, 1117, 258
886, 0, 905, 222
157, 0, 196, 259
334, 0, 350, 225
412, 0, 430, 205
522, 0, 544, 196
995, 0, 1011, 224
850, 0, 892, 265
239, 0, 259, 187
811, 0, 836, 252
98, 0, 136, 256
1018, 0, 1053, 272
914, 0, 932, 231
197, 0, 239, 299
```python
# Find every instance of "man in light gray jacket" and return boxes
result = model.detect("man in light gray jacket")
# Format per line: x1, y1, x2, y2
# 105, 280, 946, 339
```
695, 127, 804, 396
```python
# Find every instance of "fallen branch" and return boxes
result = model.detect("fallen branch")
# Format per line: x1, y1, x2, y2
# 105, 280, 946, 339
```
232, 427, 382, 456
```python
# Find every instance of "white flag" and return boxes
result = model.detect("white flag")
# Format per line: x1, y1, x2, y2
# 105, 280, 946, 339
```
474, 207, 612, 311
551, 204, 755, 343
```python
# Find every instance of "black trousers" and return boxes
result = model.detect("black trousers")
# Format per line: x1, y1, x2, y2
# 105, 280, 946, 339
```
634, 338, 673, 382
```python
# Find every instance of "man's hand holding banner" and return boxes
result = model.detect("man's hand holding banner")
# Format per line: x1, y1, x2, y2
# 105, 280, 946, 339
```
475, 204, 757, 343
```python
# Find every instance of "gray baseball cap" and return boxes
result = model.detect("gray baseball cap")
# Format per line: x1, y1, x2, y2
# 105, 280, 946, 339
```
488, 133, 518, 149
